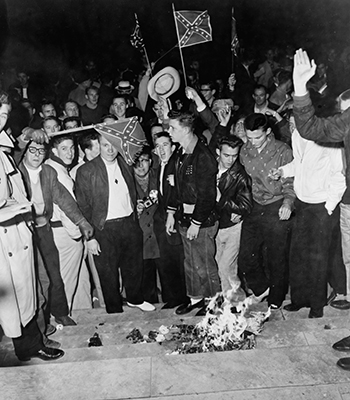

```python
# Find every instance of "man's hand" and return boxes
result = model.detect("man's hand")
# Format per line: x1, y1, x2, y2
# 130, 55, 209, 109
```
265, 108, 282, 123
217, 108, 231, 127
78, 219, 94, 240
165, 213, 176, 235
268, 168, 282, 181
278, 203, 292, 220
87, 239, 101, 256
186, 223, 200, 241
157, 96, 170, 121
136, 199, 145, 218
185, 87, 204, 109
22, 127, 50, 144
293, 49, 317, 96
228, 73, 236, 92
230, 213, 241, 224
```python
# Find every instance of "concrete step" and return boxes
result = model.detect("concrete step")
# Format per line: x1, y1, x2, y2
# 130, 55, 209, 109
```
2, 344, 350, 400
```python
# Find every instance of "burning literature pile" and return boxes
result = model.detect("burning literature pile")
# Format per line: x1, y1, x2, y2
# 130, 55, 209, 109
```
126, 290, 271, 355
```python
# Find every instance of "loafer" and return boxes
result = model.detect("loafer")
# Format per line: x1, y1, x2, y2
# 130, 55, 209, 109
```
195, 306, 207, 316
55, 315, 77, 326
308, 308, 323, 318
45, 324, 56, 336
18, 347, 64, 362
283, 303, 307, 312
176, 299, 205, 315
337, 357, 350, 370
127, 301, 155, 312
331, 300, 350, 310
333, 336, 350, 352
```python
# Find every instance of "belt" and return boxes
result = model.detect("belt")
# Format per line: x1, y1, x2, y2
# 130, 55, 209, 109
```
105, 215, 131, 224
50, 220, 63, 228
0, 212, 32, 227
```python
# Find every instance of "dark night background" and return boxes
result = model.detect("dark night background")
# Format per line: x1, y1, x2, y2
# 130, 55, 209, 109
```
0, 0, 349, 80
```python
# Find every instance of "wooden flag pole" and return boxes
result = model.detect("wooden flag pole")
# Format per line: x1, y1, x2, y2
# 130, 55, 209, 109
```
172, 3, 188, 87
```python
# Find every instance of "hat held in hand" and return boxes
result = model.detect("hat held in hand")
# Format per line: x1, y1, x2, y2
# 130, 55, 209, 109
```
147, 66, 180, 101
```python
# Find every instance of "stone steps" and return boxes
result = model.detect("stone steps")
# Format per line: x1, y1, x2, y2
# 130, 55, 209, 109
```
2, 301, 350, 399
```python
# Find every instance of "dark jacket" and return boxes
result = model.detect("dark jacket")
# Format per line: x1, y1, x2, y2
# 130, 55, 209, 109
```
75, 154, 137, 230
216, 159, 253, 229
168, 136, 217, 228
154, 158, 182, 245
19, 162, 85, 225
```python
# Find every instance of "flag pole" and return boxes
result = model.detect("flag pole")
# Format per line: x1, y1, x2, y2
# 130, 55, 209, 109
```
231, 7, 235, 73
172, 3, 188, 87
135, 13, 153, 77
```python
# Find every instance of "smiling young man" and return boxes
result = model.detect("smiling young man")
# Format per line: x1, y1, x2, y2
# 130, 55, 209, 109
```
75, 134, 155, 313
166, 111, 220, 316
238, 113, 295, 309
45, 134, 92, 312
19, 141, 93, 327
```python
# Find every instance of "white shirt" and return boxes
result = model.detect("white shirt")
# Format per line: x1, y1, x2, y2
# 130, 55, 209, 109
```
281, 122, 346, 213
103, 158, 133, 220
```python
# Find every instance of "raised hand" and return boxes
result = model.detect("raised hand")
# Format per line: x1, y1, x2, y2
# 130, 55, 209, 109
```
293, 49, 317, 96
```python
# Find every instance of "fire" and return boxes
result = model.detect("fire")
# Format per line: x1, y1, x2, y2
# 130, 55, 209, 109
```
126, 289, 271, 354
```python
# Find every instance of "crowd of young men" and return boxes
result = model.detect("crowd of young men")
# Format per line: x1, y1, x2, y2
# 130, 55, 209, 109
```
2, 45, 350, 371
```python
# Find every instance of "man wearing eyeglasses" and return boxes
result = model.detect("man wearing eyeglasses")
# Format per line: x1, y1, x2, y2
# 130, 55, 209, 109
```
19, 141, 93, 327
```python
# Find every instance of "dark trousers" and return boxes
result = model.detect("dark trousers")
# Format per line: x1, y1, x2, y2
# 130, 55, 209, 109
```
12, 317, 43, 359
94, 215, 144, 313
289, 199, 340, 310
142, 231, 187, 304
238, 200, 291, 306
34, 224, 69, 318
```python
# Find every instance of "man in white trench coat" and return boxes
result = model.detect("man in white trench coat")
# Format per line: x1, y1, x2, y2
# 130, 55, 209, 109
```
0, 99, 64, 362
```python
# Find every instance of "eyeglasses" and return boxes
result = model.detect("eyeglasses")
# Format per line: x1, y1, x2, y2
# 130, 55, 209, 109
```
28, 147, 46, 155
200, 88, 211, 92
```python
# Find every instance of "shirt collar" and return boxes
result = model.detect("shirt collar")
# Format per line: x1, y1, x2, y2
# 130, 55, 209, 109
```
181, 134, 198, 154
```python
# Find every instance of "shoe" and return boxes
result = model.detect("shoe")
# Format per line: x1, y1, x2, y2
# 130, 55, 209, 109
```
308, 308, 323, 318
333, 336, 350, 352
43, 338, 61, 349
175, 299, 205, 315
106, 308, 123, 314
283, 303, 307, 312
326, 289, 337, 305
45, 324, 56, 336
54, 315, 77, 326
127, 301, 155, 312
195, 306, 207, 316
337, 358, 350, 370
162, 299, 188, 309
331, 300, 350, 310
18, 347, 65, 362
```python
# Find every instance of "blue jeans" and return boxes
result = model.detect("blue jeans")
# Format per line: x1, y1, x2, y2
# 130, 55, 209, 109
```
179, 222, 220, 299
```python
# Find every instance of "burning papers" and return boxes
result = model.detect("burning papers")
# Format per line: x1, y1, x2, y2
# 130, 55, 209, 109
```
126, 290, 271, 354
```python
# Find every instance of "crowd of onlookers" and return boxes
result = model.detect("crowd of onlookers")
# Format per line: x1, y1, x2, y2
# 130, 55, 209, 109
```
2, 42, 350, 363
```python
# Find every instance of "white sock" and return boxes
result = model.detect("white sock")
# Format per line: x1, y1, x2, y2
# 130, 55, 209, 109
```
190, 298, 203, 305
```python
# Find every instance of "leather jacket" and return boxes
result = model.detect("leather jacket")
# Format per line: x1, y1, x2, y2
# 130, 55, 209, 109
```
216, 159, 253, 229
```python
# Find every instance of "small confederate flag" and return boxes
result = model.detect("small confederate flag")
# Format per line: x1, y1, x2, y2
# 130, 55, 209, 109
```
94, 117, 147, 166
130, 14, 144, 50
231, 7, 240, 56
174, 10, 212, 48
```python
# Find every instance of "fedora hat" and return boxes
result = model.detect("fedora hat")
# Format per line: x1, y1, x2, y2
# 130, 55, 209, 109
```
115, 80, 135, 94
147, 66, 180, 101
